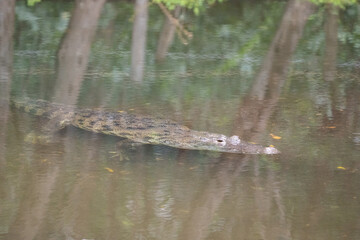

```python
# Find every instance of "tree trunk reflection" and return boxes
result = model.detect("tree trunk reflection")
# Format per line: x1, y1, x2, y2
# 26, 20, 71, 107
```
5, 1, 106, 239
131, 0, 149, 82
182, 1, 315, 239
54, 0, 106, 104
53, 0, 107, 237
0, 0, 15, 163
323, 4, 338, 82
156, 6, 182, 62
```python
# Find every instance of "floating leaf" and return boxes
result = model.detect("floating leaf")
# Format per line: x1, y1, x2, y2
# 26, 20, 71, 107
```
105, 167, 114, 173
117, 110, 125, 113
337, 166, 346, 170
270, 133, 282, 140
325, 126, 336, 129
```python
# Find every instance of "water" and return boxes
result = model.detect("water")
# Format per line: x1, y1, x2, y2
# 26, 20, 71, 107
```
1, 0, 360, 239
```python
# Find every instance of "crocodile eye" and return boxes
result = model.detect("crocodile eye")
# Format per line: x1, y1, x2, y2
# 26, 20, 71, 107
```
217, 139, 223, 142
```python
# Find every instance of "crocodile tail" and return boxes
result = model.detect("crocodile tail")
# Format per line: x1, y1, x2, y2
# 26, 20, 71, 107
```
11, 98, 53, 117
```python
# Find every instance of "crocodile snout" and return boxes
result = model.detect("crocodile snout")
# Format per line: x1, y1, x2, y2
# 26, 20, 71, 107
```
264, 146, 281, 154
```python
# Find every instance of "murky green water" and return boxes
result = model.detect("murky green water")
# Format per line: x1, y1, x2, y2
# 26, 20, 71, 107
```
1, 0, 360, 239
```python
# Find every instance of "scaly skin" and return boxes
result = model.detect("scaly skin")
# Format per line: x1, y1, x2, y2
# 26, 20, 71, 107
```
12, 98, 280, 154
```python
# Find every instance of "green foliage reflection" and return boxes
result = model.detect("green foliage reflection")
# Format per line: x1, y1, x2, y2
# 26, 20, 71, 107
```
308, 0, 357, 8
27, 0, 41, 7
152, 0, 224, 14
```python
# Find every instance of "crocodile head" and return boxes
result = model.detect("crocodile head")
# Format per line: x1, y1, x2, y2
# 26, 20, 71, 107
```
186, 133, 280, 154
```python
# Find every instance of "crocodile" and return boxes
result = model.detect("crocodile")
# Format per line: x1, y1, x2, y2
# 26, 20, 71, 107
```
11, 98, 280, 154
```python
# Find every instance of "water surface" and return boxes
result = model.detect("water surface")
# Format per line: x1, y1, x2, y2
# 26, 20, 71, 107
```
1, 0, 360, 239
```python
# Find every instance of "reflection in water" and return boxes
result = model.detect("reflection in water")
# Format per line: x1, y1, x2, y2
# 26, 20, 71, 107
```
54, 0, 106, 105
5, 164, 60, 240
236, 2, 314, 239
54, 0, 107, 238
4, 1, 106, 239
0, 0, 15, 162
238, 0, 315, 139
156, 6, 182, 62
323, 4, 338, 82
131, 0, 149, 82
2, 0, 360, 239
182, 1, 315, 239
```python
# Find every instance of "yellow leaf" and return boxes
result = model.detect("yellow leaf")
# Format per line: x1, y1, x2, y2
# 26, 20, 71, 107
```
269, 145, 275, 148
270, 133, 282, 140
118, 110, 125, 113
189, 166, 199, 170
105, 167, 114, 173
337, 166, 346, 170
325, 126, 336, 129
